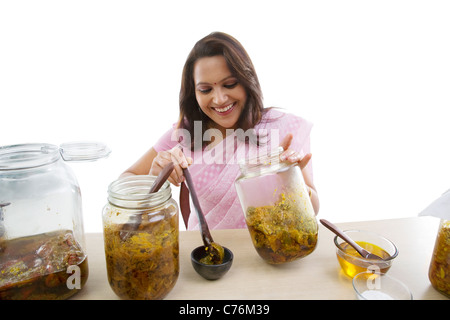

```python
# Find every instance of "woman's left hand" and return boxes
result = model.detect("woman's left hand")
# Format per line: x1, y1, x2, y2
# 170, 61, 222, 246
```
279, 133, 311, 169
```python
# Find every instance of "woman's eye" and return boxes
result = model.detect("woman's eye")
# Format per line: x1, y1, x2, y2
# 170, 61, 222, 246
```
198, 88, 212, 94
224, 82, 238, 89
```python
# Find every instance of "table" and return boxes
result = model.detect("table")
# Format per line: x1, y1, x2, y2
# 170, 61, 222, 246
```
72, 217, 448, 300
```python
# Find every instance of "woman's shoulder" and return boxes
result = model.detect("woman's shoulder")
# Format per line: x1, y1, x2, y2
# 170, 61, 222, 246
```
153, 122, 179, 152
259, 108, 313, 151
260, 107, 312, 128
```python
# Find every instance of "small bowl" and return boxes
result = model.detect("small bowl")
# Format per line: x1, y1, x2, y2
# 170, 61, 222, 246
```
353, 272, 413, 300
334, 230, 398, 278
191, 246, 233, 280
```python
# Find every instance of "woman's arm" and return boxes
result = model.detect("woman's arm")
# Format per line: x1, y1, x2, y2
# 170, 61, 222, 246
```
120, 147, 158, 178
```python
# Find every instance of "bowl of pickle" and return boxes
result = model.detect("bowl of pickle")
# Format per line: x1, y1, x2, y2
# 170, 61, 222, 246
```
333, 230, 398, 278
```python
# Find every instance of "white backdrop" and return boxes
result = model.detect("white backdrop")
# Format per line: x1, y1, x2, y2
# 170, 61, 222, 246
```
1, 1, 449, 232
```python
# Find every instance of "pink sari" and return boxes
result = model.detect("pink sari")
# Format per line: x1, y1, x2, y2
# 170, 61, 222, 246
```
153, 109, 313, 230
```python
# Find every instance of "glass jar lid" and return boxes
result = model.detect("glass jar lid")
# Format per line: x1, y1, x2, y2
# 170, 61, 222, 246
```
59, 141, 111, 162
0, 142, 111, 171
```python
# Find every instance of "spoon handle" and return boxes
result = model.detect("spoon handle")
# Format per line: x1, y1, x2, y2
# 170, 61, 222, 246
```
320, 219, 369, 258
182, 167, 213, 246
149, 162, 174, 193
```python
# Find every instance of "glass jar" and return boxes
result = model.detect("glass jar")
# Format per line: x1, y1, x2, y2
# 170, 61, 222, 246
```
235, 147, 318, 264
103, 175, 179, 300
0, 142, 110, 300
428, 219, 450, 297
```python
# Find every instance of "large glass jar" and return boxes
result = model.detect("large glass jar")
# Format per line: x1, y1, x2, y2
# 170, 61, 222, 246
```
0, 142, 110, 300
428, 219, 450, 297
235, 147, 318, 264
103, 175, 179, 300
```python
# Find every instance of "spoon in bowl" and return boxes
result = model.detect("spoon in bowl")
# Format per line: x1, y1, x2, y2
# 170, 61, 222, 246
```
182, 167, 227, 265
320, 219, 384, 260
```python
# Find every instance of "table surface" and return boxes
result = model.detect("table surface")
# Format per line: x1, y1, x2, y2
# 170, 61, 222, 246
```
72, 216, 448, 300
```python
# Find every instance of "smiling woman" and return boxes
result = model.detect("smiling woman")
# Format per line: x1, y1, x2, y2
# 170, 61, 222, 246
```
2, 2, 449, 234
179, 32, 265, 150
120, 32, 319, 230
194, 56, 246, 136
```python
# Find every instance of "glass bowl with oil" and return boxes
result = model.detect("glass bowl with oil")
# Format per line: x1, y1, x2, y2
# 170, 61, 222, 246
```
333, 230, 398, 278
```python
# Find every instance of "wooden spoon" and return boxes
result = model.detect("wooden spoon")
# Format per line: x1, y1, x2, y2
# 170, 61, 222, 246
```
182, 167, 225, 264
148, 162, 175, 194
320, 219, 384, 260
119, 162, 174, 241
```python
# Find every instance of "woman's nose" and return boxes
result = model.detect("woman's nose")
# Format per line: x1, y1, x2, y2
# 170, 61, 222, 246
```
212, 88, 228, 105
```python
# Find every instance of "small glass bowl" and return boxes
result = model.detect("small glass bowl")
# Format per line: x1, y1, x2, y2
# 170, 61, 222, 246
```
334, 229, 398, 278
353, 272, 413, 300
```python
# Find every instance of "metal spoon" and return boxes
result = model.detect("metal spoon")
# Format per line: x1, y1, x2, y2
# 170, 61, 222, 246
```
320, 219, 384, 260
119, 162, 174, 241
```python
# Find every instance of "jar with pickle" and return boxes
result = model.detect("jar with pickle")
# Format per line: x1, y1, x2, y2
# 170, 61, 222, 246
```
234, 147, 318, 264
428, 219, 450, 297
103, 175, 179, 300
0, 142, 110, 300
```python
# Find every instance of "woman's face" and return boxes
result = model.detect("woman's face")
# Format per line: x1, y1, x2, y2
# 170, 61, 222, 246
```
193, 55, 247, 133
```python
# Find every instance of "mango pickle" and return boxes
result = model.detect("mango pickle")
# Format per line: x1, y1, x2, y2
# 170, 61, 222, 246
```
245, 193, 318, 264
0, 230, 88, 300
103, 208, 179, 300
429, 220, 450, 297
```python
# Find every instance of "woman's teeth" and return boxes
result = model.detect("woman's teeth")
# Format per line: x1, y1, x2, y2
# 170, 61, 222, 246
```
215, 103, 234, 113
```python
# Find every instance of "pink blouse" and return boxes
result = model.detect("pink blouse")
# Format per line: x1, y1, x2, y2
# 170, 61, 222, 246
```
153, 108, 313, 230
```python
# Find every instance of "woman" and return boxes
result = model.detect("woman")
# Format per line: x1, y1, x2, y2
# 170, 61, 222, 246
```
121, 32, 319, 229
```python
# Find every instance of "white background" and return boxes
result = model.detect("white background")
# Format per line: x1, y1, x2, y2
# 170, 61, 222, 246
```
1, 1, 449, 233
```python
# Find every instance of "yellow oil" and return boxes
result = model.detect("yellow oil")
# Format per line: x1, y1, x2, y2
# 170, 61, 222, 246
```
336, 241, 391, 278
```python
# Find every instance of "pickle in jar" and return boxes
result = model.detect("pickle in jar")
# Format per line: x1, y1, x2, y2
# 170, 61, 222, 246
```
0, 230, 88, 300
245, 193, 318, 264
103, 207, 179, 300
428, 220, 450, 297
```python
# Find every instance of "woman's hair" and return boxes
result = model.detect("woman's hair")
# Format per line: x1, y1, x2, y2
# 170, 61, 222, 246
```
178, 32, 266, 150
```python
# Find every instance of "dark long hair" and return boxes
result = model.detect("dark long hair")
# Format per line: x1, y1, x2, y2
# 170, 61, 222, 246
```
178, 32, 266, 150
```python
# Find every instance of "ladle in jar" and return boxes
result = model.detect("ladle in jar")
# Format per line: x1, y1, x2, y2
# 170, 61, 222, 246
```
320, 219, 384, 260
119, 162, 174, 241
182, 167, 233, 280
0, 202, 10, 238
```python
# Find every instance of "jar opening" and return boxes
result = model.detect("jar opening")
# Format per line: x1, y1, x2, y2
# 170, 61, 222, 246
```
0, 144, 60, 170
107, 175, 172, 209
238, 146, 292, 177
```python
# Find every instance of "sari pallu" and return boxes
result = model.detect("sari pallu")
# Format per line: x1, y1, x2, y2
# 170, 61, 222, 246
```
181, 134, 258, 230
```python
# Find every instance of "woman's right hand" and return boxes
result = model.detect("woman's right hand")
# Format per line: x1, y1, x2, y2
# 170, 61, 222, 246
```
149, 147, 192, 187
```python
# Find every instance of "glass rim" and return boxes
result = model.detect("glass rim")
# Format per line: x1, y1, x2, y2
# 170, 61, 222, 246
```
352, 271, 413, 300
107, 175, 172, 209
0, 143, 60, 171
333, 229, 399, 262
